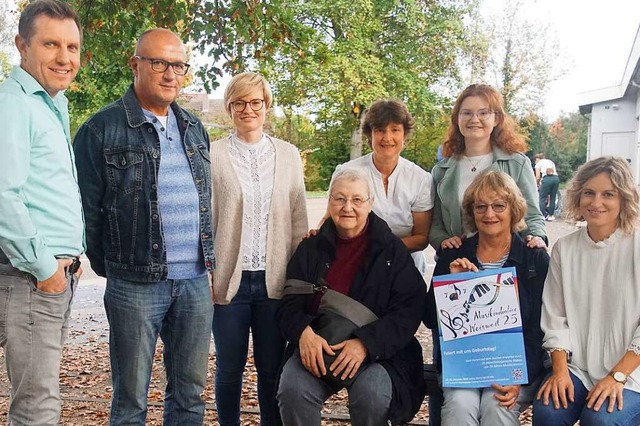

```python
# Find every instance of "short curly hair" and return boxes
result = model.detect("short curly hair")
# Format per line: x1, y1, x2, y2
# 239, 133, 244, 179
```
565, 156, 639, 234
461, 170, 527, 233
443, 84, 527, 158
361, 99, 415, 147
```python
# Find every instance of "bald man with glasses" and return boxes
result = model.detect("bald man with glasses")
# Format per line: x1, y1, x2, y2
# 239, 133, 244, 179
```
73, 28, 214, 424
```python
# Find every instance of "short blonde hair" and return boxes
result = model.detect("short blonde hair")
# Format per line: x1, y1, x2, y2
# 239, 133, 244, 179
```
565, 156, 639, 234
223, 72, 273, 115
461, 171, 527, 233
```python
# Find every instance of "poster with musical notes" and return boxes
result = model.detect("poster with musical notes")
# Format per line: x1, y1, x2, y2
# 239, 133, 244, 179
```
433, 267, 528, 388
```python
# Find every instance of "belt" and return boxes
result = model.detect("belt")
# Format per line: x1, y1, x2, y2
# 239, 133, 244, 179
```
65, 257, 82, 275
0, 248, 81, 275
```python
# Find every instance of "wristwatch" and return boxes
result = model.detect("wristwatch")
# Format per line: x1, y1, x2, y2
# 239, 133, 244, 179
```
609, 371, 628, 384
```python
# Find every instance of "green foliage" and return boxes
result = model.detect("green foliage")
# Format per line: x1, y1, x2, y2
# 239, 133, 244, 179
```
67, 0, 473, 176
68, 0, 199, 133
521, 112, 588, 182
0, 51, 10, 82
466, 0, 563, 117
0, 0, 16, 83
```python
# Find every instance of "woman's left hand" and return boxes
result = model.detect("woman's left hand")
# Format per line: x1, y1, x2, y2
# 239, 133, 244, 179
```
492, 384, 521, 409
525, 235, 547, 249
586, 375, 625, 413
329, 338, 368, 381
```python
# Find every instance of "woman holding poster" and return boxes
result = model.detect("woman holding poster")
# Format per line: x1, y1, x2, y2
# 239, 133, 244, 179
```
534, 157, 640, 426
425, 171, 549, 425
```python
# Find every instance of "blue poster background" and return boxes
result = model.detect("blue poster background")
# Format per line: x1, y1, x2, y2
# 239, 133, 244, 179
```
434, 267, 528, 388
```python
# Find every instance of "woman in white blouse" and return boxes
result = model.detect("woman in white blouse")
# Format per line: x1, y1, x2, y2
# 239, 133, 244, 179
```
210, 72, 308, 426
533, 156, 640, 425
322, 99, 434, 275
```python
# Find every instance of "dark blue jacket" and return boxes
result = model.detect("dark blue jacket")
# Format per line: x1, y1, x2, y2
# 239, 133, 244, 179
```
425, 233, 549, 384
73, 86, 214, 282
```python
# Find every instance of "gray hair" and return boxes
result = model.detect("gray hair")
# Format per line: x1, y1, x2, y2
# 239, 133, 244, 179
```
329, 167, 374, 199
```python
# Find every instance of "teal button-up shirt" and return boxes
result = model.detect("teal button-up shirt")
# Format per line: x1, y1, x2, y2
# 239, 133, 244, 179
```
0, 66, 84, 280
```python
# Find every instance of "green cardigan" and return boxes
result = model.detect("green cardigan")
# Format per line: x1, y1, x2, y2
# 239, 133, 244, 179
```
429, 146, 546, 250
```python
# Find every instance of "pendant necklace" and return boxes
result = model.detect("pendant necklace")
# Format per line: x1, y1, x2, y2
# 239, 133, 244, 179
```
466, 153, 490, 172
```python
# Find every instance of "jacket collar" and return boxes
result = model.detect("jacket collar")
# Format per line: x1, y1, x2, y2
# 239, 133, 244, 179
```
121, 85, 197, 129
318, 211, 392, 252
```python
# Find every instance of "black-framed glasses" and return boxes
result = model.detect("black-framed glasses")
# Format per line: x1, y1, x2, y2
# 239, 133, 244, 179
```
329, 194, 371, 207
473, 202, 507, 214
134, 55, 191, 75
231, 99, 265, 112
459, 109, 495, 122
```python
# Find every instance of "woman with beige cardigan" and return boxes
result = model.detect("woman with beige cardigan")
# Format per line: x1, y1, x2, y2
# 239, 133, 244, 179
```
210, 72, 308, 426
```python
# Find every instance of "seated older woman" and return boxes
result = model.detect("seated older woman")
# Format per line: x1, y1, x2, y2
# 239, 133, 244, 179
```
276, 168, 426, 426
533, 157, 640, 426
425, 170, 549, 425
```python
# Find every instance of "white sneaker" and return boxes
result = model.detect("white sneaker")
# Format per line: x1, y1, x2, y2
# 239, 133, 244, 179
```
546, 215, 555, 222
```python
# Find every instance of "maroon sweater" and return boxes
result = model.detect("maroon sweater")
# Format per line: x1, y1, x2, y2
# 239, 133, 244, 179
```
325, 229, 368, 294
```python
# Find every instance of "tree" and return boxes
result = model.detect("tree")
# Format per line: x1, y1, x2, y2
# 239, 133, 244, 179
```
241, 0, 473, 181
0, 0, 17, 82
521, 112, 588, 182
466, 0, 563, 116
69, 0, 476, 185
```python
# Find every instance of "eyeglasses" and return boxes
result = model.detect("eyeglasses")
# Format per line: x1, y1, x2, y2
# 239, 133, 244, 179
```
329, 195, 370, 207
231, 99, 265, 112
473, 202, 507, 214
459, 109, 495, 122
134, 56, 191, 76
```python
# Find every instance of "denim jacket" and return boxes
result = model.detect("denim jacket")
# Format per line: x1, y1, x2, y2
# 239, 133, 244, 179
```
74, 86, 214, 282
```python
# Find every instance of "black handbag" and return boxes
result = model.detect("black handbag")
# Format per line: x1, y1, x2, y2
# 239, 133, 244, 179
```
283, 278, 378, 387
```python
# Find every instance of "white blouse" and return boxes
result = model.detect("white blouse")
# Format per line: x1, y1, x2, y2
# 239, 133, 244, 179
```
228, 134, 275, 271
541, 227, 640, 392
334, 154, 435, 274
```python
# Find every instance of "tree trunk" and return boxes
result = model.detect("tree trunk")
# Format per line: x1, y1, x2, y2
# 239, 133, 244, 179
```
349, 127, 363, 160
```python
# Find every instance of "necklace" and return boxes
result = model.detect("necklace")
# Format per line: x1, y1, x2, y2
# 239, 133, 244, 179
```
478, 241, 510, 263
465, 153, 490, 172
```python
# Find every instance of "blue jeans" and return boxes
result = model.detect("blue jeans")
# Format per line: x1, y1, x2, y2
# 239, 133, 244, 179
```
0, 260, 78, 425
212, 271, 285, 426
533, 370, 640, 426
104, 275, 213, 425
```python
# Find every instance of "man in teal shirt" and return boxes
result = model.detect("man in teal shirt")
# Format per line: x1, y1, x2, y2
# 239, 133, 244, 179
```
0, 1, 84, 423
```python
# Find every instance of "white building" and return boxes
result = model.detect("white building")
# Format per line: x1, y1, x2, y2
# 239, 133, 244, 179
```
578, 25, 640, 185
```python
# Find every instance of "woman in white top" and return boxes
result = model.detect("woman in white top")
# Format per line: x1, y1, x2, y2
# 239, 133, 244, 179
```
323, 99, 434, 274
533, 156, 640, 426
210, 72, 308, 426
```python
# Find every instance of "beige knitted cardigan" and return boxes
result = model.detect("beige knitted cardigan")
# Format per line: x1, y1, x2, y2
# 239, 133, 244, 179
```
210, 135, 308, 304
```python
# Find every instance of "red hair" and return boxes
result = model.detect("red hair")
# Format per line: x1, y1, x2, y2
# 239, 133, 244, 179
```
442, 84, 527, 157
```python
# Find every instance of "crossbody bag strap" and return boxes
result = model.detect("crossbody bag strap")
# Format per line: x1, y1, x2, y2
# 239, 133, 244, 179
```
283, 278, 378, 327
320, 290, 378, 327
282, 278, 325, 296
